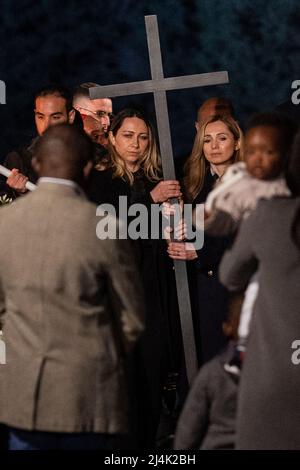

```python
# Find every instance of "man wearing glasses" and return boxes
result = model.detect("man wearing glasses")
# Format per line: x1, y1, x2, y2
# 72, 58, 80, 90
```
73, 83, 113, 147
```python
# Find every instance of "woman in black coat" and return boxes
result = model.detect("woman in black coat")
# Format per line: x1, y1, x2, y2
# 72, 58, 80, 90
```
167, 115, 243, 365
88, 108, 182, 449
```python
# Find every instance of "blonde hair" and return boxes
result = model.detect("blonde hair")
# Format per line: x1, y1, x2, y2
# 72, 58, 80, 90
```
108, 109, 161, 185
184, 115, 244, 202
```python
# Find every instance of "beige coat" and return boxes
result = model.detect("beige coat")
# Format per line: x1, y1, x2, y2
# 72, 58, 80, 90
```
0, 182, 144, 433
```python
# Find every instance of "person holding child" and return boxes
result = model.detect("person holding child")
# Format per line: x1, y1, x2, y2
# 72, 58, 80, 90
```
196, 112, 296, 349
219, 125, 300, 449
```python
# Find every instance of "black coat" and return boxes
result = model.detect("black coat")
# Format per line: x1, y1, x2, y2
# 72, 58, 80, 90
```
187, 169, 232, 365
88, 168, 182, 448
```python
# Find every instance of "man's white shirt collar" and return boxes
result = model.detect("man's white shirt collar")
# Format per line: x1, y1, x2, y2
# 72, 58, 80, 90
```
38, 177, 85, 197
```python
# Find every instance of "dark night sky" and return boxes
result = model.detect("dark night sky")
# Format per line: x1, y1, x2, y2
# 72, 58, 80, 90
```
1, 0, 300, 162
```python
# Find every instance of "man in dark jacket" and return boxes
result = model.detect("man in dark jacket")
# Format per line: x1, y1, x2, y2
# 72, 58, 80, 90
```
0, 85, 75, 199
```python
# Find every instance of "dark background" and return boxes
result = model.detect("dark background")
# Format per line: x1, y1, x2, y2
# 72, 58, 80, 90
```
1, 0, 300, 163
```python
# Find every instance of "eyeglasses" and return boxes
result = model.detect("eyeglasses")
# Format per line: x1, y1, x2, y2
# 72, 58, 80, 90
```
78, 107, 114, 121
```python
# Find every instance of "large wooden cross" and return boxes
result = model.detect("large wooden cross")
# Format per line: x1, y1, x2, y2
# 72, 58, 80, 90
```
90, 15, 229, 384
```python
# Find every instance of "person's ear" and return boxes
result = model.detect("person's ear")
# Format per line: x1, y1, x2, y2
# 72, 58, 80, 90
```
68, 109, 76, 124
32, 156, 41, 174
109, 131, 116, 146
195, 121, 199, 132
83, 160, 94, 179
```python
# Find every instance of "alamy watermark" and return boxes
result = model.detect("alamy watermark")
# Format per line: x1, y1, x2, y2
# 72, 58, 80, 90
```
0, 331, 6, 365
95, 197, 204, 250
0, 80, 6, 104
291, 340, 300, 365
291, 80, 300, 105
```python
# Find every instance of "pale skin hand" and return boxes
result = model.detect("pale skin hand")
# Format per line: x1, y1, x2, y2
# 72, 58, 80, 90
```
162, 197, 198, 260
162, 198, 184, 217
167, 241, 198, 261
163, 198, 187, 244
163, 201, 196, 261
6, 169, 28, 193
150, 180, 181, 203
164, 218, 187, 242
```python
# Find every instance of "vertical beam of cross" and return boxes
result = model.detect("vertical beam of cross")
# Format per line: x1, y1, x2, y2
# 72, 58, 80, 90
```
90, 15, 229, 384
145, 16, 198, 384
145, 17, 173, 178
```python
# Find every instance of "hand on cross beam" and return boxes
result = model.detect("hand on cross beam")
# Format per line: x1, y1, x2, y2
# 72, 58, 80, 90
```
164, 202, 198, 260
163, 217, 186, 243
150, 180, 181, 203
167, 241, 198, 261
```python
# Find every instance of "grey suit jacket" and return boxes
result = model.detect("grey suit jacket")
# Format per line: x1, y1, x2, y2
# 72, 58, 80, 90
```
0, 182, 144, 433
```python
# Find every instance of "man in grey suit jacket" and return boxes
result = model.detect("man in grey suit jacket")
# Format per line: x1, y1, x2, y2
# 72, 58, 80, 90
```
0, 124, 144, 450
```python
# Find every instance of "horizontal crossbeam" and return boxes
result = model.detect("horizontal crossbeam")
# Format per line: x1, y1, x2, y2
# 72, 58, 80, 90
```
89, 71, 229, 99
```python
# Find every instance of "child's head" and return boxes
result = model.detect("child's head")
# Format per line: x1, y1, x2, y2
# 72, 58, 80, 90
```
244, 112, 297, 180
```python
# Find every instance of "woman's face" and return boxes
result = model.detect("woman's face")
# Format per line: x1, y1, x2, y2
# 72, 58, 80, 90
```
110, 117, 149, 170
202, 120, 238, 166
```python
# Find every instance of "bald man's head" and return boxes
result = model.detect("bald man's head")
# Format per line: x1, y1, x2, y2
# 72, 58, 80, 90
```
32, 123, 94, 182
196, 97, 234, 130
